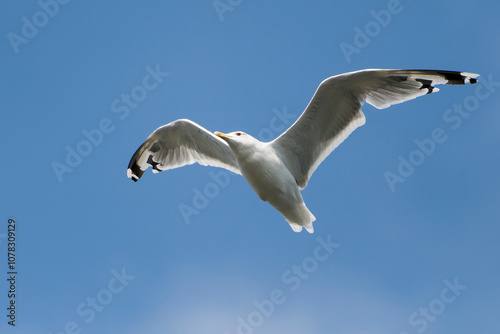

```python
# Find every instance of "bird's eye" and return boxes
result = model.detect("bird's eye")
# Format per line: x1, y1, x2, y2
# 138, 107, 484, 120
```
236, 132, 242, 136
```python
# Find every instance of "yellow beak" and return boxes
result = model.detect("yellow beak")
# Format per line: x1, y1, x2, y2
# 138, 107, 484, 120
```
215, 131, 230, 139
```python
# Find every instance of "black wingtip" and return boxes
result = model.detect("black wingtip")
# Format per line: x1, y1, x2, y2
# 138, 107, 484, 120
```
416, 78, 435, 94
127, 163, 145, 182
435, 70, 479, 85
442, 71, 466, 85
404, 70, 479, 86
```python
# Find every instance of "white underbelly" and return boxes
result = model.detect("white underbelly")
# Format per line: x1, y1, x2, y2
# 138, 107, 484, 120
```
240, 155, 299, 208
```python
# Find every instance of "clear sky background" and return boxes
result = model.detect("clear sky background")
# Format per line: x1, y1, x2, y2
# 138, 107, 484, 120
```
1, 1, 499, 333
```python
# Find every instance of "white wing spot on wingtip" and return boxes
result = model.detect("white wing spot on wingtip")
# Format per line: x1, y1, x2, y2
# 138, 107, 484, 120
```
461, 72, 480, 78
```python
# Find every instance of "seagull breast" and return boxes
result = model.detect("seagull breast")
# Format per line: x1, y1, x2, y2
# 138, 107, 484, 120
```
228, 139, 316, 232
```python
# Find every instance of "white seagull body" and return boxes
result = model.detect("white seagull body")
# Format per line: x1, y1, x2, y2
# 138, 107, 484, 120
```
127, 69, 478, 233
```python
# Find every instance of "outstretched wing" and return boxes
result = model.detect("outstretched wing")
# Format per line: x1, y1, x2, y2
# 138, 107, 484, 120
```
272, 69, 479, 189
127, 119, 241, 181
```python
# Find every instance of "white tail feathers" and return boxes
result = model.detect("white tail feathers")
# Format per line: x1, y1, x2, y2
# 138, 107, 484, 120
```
286, 203, 316, 233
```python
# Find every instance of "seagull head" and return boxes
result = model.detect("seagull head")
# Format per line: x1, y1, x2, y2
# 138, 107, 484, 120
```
215, 131, 260, 151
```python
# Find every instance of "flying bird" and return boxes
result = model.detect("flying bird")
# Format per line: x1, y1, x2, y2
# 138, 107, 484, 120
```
127, 69, 478, 233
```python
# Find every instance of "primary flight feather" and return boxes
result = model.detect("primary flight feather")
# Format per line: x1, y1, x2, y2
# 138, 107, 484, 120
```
127, 69, 478, 233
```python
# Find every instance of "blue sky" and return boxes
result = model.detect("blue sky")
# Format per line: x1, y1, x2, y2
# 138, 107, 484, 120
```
1, 1, 499, 333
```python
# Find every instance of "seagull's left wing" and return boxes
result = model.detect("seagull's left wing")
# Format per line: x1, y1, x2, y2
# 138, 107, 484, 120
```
272, 69, 479, 189
127, 119, 241, 181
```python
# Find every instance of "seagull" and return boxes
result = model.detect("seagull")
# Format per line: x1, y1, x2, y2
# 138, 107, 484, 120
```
127, 69, 478, 233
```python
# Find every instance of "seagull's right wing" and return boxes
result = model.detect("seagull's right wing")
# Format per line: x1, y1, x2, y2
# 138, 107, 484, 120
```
127, 119, 241, 181
272, 69, 479, 189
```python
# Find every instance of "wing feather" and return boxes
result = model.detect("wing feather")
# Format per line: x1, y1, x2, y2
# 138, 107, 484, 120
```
272, 69, 479, 189
127, 119, 241, 181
